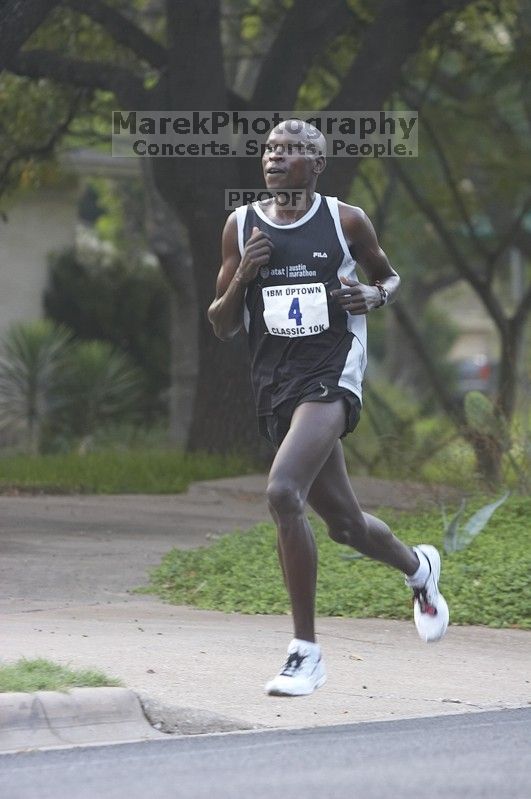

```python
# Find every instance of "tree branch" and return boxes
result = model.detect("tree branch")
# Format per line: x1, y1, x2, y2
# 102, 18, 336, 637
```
64, 0, 168, 68
391, 301, 464, 426
421, 273, 460, 297
0, 0, 62, 69
486, 196, 531, 277
401, 85, 492, 263
512, 282, 531, 332
7, 49, 146, 106
251, 0, 356, 109
326, 0, 472, 113
389, 158, 508, 333
0, 91, 83, 197
319, 0, 475, 198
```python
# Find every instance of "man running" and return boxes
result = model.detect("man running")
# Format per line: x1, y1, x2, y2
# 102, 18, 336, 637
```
208, 120, 449, 696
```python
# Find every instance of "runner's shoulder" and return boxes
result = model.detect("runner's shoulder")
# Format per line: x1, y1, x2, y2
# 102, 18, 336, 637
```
221, 211, 239, 255
224, 209, 238, 229
337, 201, 372, 242
337, 200, 368, 225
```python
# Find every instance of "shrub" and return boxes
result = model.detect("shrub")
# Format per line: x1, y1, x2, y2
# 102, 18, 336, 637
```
343, 378, 459, 482
46, 340, 144, 447
0, 321, 144, 454
44, 248, 170, 416
0, 320, 72, 454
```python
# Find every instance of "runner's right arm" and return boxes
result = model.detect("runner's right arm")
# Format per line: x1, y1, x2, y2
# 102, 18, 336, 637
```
208, 214, 273, 340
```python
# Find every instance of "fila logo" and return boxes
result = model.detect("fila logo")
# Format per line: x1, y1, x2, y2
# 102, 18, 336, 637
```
313, 251, 328, 258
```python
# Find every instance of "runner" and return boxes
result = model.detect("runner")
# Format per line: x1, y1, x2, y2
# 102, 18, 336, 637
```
208, 120, 449, 696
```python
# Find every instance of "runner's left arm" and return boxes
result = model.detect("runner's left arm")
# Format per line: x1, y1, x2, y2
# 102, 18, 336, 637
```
330, 203, 400, 315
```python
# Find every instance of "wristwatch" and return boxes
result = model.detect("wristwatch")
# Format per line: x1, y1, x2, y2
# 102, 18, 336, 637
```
374, 281, 388, 308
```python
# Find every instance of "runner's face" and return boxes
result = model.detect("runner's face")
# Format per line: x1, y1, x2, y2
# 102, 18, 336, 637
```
262, 131, 318, 189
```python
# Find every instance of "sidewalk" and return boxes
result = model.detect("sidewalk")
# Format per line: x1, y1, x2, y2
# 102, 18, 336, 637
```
2, 601, 529, 732
1, 475, 528, 737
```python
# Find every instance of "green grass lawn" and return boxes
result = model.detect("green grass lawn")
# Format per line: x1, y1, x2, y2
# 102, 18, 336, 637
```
0, 659, 122, 693
143, 496, 531, 629
0, 450, 251, 494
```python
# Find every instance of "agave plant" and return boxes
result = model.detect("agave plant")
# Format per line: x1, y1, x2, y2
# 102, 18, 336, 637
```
56, 340, 143, 441
0, 320, 72, 454
442, 491, 510, 554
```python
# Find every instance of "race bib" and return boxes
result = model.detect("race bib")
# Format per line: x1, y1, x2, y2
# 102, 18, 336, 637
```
262, 283, 329, 337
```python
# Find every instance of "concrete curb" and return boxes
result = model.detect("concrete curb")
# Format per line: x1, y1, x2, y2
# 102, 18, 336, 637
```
137, 691, 262, 735
0, 687, 166, 753
0, 687, 261, 753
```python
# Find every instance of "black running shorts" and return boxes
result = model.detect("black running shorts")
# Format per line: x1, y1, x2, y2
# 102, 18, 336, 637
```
258, 386, 361, 448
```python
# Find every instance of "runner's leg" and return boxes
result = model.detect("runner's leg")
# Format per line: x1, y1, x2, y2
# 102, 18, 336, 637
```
307, 440, 418, 573
307, 441, 449, 643
266, 400, 346, 643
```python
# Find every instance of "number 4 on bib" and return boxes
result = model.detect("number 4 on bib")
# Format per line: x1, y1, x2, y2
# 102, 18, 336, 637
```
262, 282, 329, 337
288, 297, 302, 326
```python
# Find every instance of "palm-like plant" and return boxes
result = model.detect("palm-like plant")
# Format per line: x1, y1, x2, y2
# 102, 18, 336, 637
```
0, 321, 72, 454
56, 340, 143, 442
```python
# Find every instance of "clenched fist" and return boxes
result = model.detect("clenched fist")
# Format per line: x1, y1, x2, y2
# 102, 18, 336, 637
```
235, 226, 274, 285
330, 276, 382, 315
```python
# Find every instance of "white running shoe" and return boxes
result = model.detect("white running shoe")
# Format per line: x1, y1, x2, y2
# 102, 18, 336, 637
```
265, 639, 327, 696
406, 545, 449, 643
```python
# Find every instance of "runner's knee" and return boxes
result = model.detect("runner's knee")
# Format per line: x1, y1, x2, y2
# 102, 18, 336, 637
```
327, 513, 368, 546
267, 479, 305, 517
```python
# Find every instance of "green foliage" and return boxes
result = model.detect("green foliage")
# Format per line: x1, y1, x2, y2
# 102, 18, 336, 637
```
44, 248, 170, 415
0, 658, 121, 693
91, 178, 127, 245
343, 379, 459, 479
0, 449, 251, 494
87, 177, 148, 258
27, 4, 144, 67
464, 391, 510, 449
365, 301, 459, 414
342, 381, 527, 491
442, 491, 510, 553
77, 420, 170, 452
0, 320, 73, 454
0, 72, 82, 204
50, 340, 143, 439
240, 13, 262, 41
504, 412, 531, 492
464, 392, 529, 488
418, 437, 478, 488
144, 497, 531, 628
0, 319, 151, 453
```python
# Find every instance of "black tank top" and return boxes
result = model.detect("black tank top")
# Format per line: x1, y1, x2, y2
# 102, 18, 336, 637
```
235, 193, 367, 416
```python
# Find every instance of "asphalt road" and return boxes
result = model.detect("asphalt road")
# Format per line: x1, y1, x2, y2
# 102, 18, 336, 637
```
2, 709, 529, 799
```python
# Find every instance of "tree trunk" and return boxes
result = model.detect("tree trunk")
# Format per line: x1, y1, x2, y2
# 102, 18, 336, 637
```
188, 317, 259, 455
497, 322, 522, 422
167, 291, 198, 447
469, 433, 503, 488
150, 149, 260, 455
184, 203, 259, 455
142, 160, 198, 446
